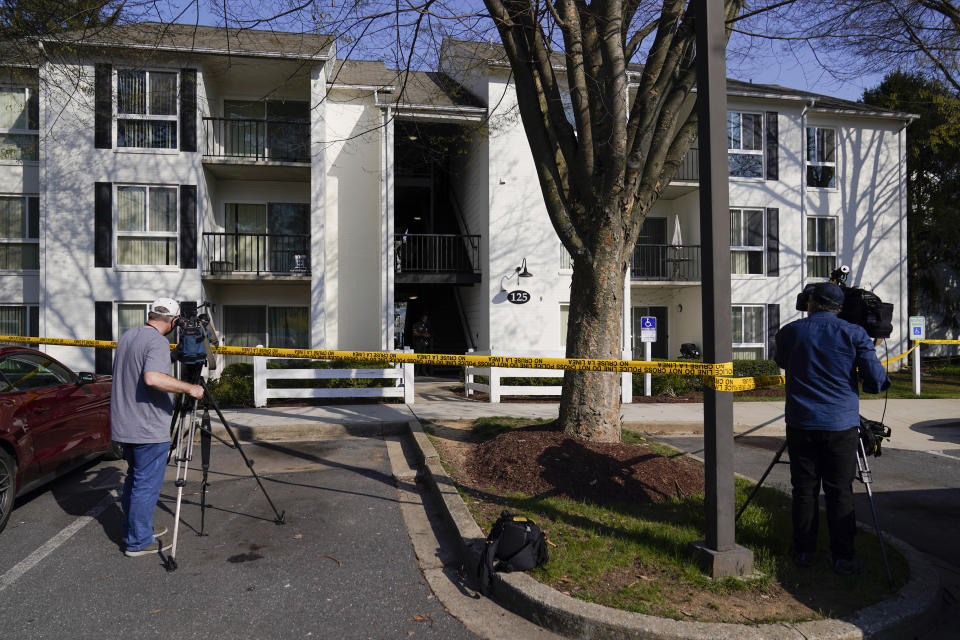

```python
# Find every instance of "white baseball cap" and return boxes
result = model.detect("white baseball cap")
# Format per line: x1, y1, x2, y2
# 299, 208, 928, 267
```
149, 297, 181, 317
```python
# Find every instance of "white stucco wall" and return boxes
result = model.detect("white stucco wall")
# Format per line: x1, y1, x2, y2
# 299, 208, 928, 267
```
323, 89, 383, 350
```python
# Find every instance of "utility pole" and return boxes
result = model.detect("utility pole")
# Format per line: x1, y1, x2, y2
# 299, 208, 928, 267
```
690, 0, 754, 578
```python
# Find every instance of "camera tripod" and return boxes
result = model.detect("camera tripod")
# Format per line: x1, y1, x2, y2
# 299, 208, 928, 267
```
735, 432, 894, 587
165, 364, 286, 572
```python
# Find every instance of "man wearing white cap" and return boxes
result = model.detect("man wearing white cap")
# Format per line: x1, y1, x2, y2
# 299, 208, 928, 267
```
110, 297, 203, 557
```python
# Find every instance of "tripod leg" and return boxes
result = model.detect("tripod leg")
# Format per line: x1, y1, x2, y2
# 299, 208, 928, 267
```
199, 379, 285, 525
199, 409, 211, 537
166, 401, 199, 572
736, 440, 788, 522
856, 441, 894, 588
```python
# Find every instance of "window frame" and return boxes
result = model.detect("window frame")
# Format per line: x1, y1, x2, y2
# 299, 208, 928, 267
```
0, 194, 39, 272
727, 111, 764, 179
221, 304, 310, 362
729, 207, 766, 276
114, 68, 179, 151
0, 85, 39, 164
806, 126, 837, 190
559, 303, 569, 347
806, 215, 838, 279
731, 304, 766, 360
0, 304, 39, 345
113, 184, 180, 270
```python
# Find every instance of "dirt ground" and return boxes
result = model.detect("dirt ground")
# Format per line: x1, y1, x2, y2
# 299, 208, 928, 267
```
427, 420, 834, 624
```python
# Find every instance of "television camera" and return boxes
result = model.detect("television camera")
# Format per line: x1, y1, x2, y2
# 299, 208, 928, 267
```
795, 265, 894, 339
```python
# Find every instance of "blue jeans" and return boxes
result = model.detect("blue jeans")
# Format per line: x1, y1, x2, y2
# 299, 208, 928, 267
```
120, 442, 169, 551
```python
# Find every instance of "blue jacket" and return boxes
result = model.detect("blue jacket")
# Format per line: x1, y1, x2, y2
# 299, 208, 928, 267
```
774, 311, 890, 430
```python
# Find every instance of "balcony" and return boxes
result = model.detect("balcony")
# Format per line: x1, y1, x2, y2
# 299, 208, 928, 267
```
631, 244, 701, 282
202, 117, 310, 181
395, 233, 481, 284
202, 232, 310, 280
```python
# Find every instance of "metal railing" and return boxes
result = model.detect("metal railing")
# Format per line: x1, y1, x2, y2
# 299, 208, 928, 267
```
631, 244, 701, 281
673, 147, 699, 182
202, 117, 309, 163
203, 232, 310, 275
394, 233, 480, 274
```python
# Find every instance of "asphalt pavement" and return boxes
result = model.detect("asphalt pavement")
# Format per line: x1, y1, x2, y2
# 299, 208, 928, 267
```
0, 437, 480, 640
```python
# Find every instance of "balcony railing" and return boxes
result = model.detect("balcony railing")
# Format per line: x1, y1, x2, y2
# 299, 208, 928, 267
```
202, 117, 309, 163
203, 232, 310, 276
631, 244, 701, 281
395, 233, 480, 274
673, 147, 699, 182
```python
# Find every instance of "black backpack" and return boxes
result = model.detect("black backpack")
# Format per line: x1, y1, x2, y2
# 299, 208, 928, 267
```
477, 511, 549, 595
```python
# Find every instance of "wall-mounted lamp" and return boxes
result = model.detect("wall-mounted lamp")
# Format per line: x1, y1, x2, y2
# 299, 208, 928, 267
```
499, 258, 534, 292
677, 303, 683, 312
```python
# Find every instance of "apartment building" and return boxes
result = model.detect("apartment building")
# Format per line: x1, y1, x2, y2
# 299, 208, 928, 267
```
0, 24, 911, 374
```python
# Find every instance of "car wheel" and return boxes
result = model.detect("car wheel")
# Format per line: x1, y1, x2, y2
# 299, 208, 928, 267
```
0, 448, 16, 535
103, 441, 125, 462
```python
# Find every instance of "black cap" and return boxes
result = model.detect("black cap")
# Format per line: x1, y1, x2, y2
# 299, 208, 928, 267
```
812, 282, 845, 307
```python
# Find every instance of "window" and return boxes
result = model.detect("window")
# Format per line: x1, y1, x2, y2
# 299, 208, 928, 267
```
0, 352, 74, 391
0, 86, 39, 161
223, 305, 309, 364
806, 217, 837, 278
727, 112, 763, 178
0, 196, 38, 269
559, 304, 569, 347
560, 247, 573, 270
118, 302, 177, 343
116, 186, 178, 266
729, 208, 764, 275
117, 70, 178, 149
0, 305, 38, 347
806, 127, 836, 188
732, 305, 765, 360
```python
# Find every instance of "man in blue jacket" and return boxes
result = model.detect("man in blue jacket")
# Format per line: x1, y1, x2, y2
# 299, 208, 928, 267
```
775, 282, 890, 575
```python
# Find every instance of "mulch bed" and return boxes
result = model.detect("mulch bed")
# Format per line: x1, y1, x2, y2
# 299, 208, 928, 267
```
464, 422, 703, 505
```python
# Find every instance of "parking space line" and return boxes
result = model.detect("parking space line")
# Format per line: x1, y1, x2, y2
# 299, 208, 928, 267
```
926, 450, 960, 462
0, 491, 117, 593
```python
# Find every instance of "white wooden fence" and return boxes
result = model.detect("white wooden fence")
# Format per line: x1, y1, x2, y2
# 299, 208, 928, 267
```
253, 349, 414, 407
464, 349, 633, 403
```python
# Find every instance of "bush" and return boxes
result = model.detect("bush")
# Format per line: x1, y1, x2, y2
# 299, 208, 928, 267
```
472, 375, 563, 386
207, 363, 254, 407
266, 358, 394, 389
631, 359, 780, 397
732, 359, 780, 378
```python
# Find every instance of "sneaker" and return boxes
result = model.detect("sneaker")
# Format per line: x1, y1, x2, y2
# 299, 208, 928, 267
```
794, 552, 816, 568
833, 557, 864, 576
124, 540, 173, 557
153, 526, 167, 538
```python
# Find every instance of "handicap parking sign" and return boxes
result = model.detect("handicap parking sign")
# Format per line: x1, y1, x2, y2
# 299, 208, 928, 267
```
640, 316, 657, 343
909, 316, 925, 341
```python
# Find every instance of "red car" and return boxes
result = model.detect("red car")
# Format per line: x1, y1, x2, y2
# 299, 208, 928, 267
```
0, 346, 118, 534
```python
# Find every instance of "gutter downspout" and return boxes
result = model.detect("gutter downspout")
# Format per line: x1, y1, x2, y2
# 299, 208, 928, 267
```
799, 99, 816, 292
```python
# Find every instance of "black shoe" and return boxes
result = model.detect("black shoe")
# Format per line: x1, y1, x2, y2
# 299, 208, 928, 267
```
794, 552, 816, 568
833, 557, 863, 576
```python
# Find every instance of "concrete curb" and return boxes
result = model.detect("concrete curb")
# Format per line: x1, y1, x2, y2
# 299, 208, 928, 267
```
406, 419, 942, 640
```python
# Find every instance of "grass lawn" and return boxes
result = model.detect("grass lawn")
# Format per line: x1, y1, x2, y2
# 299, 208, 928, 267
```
438, 420, 909, 623
877, 361, 960, 399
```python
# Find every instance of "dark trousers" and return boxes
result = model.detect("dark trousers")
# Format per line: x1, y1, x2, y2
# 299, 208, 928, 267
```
786, 425, 859, 561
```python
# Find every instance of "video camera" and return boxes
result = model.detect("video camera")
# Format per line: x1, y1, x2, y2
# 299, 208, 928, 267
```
795, 266, 894, 339
173, 303, 219, 369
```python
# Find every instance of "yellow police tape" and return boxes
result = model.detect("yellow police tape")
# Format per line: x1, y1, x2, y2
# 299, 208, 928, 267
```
2, 335, 956, 393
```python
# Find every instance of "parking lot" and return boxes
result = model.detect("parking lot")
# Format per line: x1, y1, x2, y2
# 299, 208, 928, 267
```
0, 437, 479, 640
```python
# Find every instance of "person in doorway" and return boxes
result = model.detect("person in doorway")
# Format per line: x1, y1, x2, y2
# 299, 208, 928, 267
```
774, 282, 890, 575
412, 314, 433, 375
111, 297, 203, 557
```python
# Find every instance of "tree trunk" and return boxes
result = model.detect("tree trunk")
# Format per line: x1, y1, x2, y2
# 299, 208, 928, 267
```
558, 242, 626, 442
